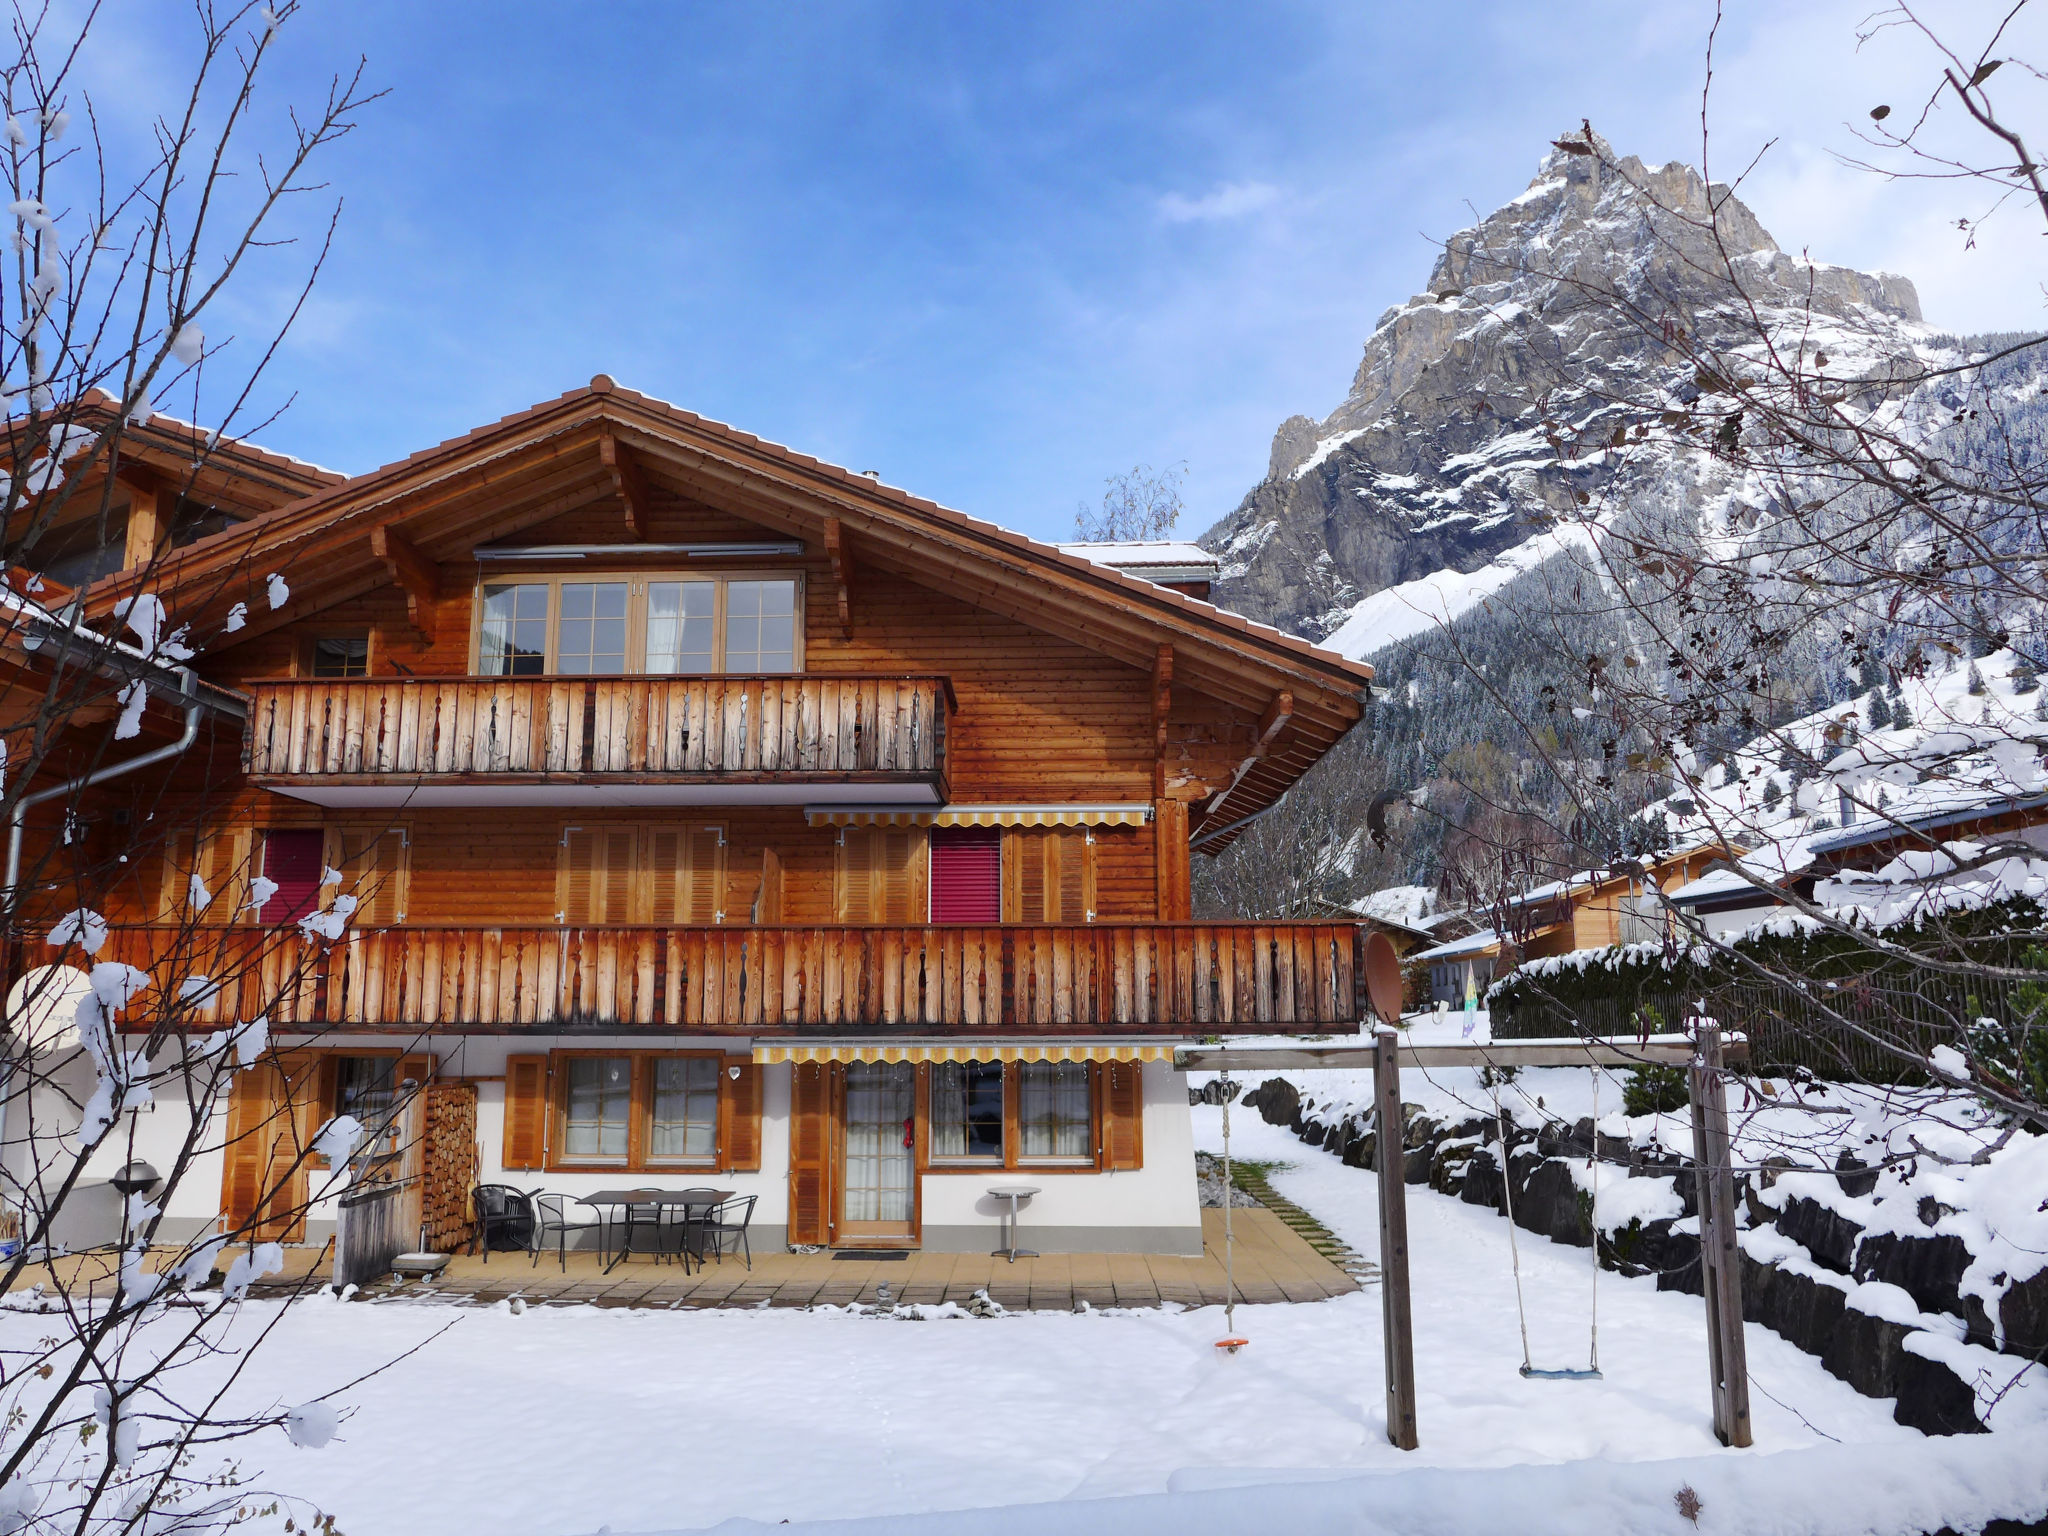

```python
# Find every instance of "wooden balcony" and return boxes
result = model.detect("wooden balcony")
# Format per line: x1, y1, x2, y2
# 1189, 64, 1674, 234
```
98, 921, 1364, 1036
240, 674, 952, 806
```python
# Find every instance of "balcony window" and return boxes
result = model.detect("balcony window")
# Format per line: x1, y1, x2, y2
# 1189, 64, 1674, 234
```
308, 635, 370, 678
475, 574, 800, 675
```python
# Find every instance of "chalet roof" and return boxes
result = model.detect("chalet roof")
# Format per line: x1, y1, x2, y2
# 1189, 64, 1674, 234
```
83, 377, 1373, 841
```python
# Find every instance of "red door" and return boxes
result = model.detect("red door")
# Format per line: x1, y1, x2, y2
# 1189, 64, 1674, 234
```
929, 828, 1000, 922
258, 829, 325, 923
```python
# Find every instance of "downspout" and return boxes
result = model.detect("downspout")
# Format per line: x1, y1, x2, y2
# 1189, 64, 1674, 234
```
5, 666, 204, 909
0, 668, 203, 1244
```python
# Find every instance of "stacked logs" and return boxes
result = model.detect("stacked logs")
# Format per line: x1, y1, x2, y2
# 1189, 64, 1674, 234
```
420, 1079, 478, 1253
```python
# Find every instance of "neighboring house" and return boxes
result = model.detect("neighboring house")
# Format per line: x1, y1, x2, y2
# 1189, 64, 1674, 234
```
8, 380, 1374, 1258
1509, 844, 1735, 959
1412, 929, 1503, 1009
1054, 542, 1218, 602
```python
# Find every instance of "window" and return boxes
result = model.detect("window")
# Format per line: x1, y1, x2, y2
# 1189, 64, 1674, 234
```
929, 1061, 1005, 1162
308, 636, 369, 677
563, 1057, 633, 1162
335, 1056, 399, 1155
474, 574, 800, 676
556, 582, 629, 673
547, 1052, 734, 1170
1018, 1061, 1092, 1162
648, 1057, 720, 1162
479, 583, 550, 675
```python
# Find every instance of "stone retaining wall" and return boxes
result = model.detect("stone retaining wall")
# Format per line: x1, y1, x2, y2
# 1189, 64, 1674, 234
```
1244, 1077, 2046, 1437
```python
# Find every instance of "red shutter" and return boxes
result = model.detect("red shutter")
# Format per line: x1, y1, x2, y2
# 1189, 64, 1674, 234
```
258, 829, 325, 924
930, 828, 1000, 923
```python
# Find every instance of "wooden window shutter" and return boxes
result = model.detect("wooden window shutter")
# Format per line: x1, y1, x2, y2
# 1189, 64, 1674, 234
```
171, 828, 251, 923
269, 1052, 334, 1241
877, 828, 923, 923
836, 828, 875, 922
326, 825, 409, 925
1051, 829, 1095, 923
219, 1062, 282, 1231
787, 1062, 830, 1244
719, 1060, 763, 1171
1018, 831, 1047, 921
1099, 1059, 1144, 1170
503, 1054, 551, 1170
601, 828, 636, 924
685, 826, 724, 924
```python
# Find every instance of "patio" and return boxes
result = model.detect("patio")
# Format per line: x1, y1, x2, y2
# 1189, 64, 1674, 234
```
5, 1209, 1364, 1312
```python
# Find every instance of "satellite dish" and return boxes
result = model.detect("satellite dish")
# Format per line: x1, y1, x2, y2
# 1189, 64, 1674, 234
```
3, 964, 93, 1057
1363, 932, 1404, 1025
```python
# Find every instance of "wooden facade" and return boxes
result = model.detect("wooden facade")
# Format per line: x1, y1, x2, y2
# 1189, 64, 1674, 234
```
7, 381, 1377, 1253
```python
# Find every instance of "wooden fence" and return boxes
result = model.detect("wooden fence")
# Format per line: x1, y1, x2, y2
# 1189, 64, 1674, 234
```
98, 921, 1363, 1036
242, 674, 951, 785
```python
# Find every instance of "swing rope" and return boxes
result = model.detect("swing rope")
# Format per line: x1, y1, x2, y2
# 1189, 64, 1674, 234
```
1217, 1068, 1246, 1351
1493, 1070, 1603, 1381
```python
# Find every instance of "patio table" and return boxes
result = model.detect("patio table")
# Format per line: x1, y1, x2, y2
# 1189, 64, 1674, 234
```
582, 1188, 733, 1272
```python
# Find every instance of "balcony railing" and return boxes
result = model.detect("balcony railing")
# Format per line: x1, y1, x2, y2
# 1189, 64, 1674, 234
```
241, 674, 951, 795
96, 922, 1364, 1036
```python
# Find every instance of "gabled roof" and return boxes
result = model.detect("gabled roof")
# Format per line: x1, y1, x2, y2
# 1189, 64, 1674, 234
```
85, 377, 1373, 838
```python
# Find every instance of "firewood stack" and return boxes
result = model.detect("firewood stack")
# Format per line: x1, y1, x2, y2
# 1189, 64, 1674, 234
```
421, 1080, 478, 1253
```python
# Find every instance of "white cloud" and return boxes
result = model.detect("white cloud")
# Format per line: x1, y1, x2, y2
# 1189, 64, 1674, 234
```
1157, 180, 1282, 224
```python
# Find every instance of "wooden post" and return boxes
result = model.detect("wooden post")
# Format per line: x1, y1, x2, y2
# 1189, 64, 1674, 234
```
1373, 1026, 1418, 1449
1688, 1021, 1753, 1447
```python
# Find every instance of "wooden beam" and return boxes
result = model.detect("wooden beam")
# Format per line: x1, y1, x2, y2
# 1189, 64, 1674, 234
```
116, 465, 163, 571
1689, 1021, 1753, 1447
1374, 1027, 1419, 1450
600, 430, 651, 540
370, 524, 439, 645
822, 516, 854, 639
1174, 1034, 1731, 1071
1206, 689, 1293, 818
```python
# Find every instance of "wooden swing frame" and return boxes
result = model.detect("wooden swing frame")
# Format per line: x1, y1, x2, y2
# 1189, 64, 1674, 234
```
1176, 1025, 1753, 1452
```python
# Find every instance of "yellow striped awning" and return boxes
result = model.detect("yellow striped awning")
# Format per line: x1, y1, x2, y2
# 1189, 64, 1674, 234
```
752, 1041, 1175, 1065
804, 803, 1151, 829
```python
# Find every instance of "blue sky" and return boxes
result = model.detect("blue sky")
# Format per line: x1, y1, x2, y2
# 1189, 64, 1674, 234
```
96, 1, 2048, 542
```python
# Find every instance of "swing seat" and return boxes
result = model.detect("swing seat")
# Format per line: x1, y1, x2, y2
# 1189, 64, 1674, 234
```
1215, 1337, 1250, 1354
1519, 1364, 1602, 1381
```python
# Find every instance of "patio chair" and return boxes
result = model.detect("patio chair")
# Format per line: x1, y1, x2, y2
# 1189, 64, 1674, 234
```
702, 1194, 757, 1270
615, 1190, 674, 1269
531, 1192, 608, 1271
472, 1184, 535, 1261
668, 1187, 726, 1269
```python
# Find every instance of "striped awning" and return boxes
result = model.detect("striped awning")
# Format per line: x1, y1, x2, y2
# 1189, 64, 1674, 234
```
804, 803, 1151, 829
752, 1041, 1175, 1065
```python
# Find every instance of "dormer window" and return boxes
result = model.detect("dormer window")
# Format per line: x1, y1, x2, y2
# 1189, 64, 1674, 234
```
475, 573, 800, 676
308, 635, 370, 678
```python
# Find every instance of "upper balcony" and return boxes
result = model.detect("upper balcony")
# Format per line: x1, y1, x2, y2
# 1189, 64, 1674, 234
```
241, 673, 953, 808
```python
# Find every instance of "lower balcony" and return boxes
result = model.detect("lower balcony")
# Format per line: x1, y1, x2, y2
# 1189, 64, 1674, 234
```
96, 922, 1365, 1035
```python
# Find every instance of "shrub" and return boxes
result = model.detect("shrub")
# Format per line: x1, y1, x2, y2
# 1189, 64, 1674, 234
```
1623, 1064, 1689, 1116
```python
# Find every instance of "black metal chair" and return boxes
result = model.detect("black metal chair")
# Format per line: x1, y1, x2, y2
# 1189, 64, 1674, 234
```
703, 1194, 757, 1270
532, 1192, 608, 1271
667, 1187, 725, 1270
614, 1190, 671, 1269
472, 1184, 535, 1261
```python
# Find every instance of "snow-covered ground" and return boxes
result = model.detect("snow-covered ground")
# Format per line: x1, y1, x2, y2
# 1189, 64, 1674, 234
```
4, 1076, 2041, 1536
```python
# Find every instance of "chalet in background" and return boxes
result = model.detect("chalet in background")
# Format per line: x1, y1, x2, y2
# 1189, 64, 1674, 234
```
9, 378, 1373, 1258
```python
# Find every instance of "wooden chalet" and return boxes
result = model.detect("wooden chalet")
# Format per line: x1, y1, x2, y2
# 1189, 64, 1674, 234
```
9, 378, 1373, 1257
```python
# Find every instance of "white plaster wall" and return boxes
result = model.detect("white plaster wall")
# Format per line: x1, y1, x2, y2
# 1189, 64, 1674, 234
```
915, 1061, 1200, 1253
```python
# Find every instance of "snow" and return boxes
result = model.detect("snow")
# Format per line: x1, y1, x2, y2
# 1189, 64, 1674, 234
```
1322, 523, 1599, 661
265, 572, 290, 610
0, 1089, 2033, 1536
1350, 884, 1437, 928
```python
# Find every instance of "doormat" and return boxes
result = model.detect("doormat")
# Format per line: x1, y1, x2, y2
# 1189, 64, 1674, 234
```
832, 1250, 911, 1261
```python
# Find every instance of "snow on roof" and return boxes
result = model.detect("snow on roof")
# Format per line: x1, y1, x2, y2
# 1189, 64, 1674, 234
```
1349, 883, 1438, 929
1413, 929, 1503, 962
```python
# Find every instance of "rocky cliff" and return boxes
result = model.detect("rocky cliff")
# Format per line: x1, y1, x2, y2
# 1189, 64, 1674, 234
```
1201, 131, 1927, 644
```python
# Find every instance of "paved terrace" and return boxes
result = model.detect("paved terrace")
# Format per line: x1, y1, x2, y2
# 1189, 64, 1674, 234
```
7, 1210, 1366, 1311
